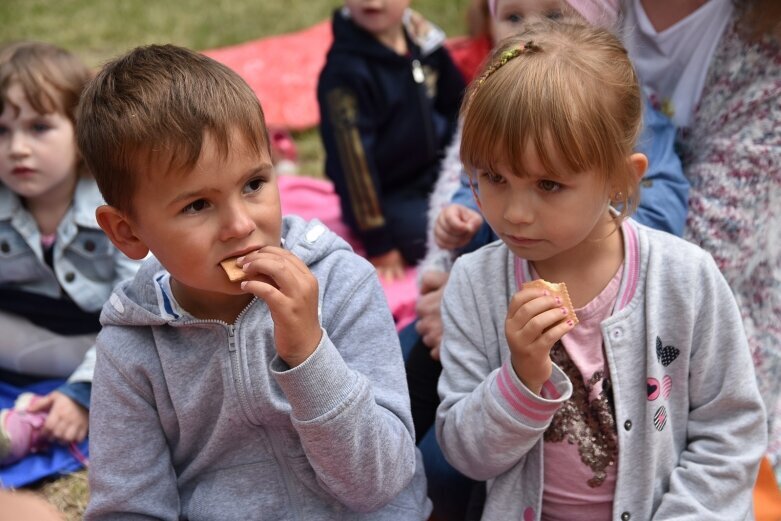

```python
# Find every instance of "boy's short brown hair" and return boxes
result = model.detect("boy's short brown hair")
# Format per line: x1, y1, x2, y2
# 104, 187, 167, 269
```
77, 44, 270, 216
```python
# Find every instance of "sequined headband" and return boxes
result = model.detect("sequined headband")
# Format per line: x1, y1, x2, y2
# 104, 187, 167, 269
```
477, 41, 541, 86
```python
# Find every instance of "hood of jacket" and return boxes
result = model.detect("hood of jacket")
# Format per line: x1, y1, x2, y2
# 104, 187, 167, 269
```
100, 215, 352, 328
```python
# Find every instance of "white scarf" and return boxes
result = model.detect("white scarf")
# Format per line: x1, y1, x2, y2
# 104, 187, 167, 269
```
622, 0, 734, 128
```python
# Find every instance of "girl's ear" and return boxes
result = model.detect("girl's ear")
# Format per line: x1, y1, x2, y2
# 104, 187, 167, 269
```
96, 205, 150, 260
629, 153, 648, 182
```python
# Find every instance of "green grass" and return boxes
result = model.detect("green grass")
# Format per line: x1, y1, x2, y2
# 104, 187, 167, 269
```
0, 0, 468, 66
1, 1, 467, 517
1, 0, 468, 178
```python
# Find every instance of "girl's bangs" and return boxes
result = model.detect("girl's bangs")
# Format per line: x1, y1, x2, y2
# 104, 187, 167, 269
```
462, 60, 612, 181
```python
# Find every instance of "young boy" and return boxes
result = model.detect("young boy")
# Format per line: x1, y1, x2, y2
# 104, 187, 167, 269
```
76, 44, 430, 520
318, 0, 465, 280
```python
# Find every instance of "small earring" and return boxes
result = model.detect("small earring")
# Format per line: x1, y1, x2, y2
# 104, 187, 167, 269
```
612, 191, 624, 202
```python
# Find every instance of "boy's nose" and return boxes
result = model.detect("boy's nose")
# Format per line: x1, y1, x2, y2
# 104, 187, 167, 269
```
220, 203, 256, 241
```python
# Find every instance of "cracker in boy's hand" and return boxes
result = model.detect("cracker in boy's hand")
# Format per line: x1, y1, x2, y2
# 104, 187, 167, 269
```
220, 257, 246, 282
522, 279, 579, 326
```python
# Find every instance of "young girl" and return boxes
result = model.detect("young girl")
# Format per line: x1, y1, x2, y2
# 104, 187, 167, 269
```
435, 21, 766, 520
0, 42, 141, 465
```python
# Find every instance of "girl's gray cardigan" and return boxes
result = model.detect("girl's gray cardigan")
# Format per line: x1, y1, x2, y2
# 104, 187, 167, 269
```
436, 220, 766, 520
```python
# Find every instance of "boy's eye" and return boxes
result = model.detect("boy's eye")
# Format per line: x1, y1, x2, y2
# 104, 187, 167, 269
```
505, 13, 523, 24
31, 122, 51, 132
242, 177, 264, 194
0, 125, 7, 136
182, 199, 210, 214
546, 9, 563, 20
538, 179, 562, 192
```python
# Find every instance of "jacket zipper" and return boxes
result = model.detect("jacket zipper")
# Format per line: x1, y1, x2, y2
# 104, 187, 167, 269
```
226, 324, 260, 425
268, 428, 305, 519
412, 58, 436, 158
179, 300, 261, 425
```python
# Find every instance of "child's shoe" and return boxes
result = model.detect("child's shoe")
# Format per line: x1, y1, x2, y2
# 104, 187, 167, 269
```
0, 406, 48, 466
14, 392, 41, 412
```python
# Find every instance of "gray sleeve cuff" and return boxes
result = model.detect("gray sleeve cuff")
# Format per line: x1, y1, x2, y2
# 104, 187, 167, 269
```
271, 329, 359, 421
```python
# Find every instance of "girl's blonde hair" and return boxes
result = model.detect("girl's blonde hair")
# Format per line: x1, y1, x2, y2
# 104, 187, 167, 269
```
0, 41, 92, 176
460, 20, 643, 221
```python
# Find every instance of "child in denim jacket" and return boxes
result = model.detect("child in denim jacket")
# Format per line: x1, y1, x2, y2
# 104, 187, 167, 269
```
0, 42, 141, 465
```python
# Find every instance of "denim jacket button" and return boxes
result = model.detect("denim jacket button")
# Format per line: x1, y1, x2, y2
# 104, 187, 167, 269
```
84, 240, 96, 252
624, 420, 632, 431
0, 241, 9, 254
621, 512, 631, 521
64, 272, 76, 283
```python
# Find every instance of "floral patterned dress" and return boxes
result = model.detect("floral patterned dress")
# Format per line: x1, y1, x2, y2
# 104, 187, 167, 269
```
677, 18, 781, 475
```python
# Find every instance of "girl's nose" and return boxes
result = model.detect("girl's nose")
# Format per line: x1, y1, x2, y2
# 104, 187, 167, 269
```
9, 131, 31, 158
503, 192, 534, 225
220, 202, 256, 242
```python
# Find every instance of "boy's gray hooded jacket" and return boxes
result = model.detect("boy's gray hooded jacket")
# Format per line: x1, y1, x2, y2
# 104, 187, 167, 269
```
85, 216, 430, 521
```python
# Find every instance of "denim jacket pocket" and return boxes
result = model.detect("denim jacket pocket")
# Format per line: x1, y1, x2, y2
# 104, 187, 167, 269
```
0, 227, 41, 283
62, 229, 116, 281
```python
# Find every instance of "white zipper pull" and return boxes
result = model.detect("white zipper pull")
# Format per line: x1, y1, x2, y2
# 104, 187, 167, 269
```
412, 59, 425, 84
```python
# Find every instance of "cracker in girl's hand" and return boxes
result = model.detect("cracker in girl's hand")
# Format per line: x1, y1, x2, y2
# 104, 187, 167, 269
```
522, 279, 579, 326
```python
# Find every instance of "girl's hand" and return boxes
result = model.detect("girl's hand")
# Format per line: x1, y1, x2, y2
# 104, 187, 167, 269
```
434, 204, 484, 250
27, 392, 88, 444
505, 287, 575, 394
238, 246, 321, 368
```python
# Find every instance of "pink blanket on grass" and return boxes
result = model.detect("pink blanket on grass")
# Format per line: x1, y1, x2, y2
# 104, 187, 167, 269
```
278, 175, 418, 331
203, 21, 489, 130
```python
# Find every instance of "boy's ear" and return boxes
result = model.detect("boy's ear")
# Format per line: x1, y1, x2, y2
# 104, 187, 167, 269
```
629, 152, 649, 182
95, 205, 150, 260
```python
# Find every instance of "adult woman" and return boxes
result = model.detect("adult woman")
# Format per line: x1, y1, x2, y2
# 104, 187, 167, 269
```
622, 0, 781, 477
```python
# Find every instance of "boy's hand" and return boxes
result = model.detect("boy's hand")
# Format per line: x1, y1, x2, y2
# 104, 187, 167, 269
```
27, 392, 88, 444
505, 287, 575, 394
434, 204, 484, 250
369, 249, 406, 281
415, 270, 449, 358
238, 246, 321, 368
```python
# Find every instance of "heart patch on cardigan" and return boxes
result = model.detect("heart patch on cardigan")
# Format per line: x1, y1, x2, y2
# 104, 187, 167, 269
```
656, 337, 679, 367
647, 378, 660, 400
